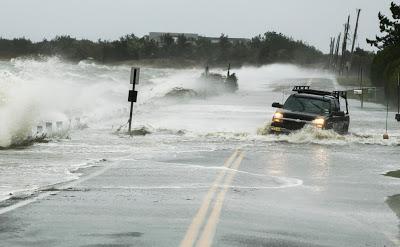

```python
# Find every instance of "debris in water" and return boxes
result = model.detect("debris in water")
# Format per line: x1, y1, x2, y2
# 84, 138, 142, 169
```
129, 126, 152, 136
77, 123, 89, 130
176, 130, 186, 136
164, 87, 199, 98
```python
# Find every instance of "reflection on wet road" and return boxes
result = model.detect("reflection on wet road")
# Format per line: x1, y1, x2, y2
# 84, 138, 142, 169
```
180, 150, 245, 247
387, 195, 400, 244
0, 140, 399, 247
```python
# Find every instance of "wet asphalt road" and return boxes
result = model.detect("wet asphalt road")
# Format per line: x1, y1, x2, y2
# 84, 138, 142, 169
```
0, 140, 399, 247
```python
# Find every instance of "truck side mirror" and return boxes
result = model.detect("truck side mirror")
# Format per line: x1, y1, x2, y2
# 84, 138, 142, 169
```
333, 111, 345, 117
272, 102, 283, 108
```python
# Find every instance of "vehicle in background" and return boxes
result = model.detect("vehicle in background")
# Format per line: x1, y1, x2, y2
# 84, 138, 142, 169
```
199, 64, 238, 93
270, 86, 350, 134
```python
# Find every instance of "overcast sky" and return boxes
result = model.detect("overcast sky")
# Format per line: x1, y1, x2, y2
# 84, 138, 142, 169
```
0, 0, 393, 53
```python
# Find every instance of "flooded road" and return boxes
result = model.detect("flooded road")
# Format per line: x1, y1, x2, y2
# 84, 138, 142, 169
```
0, 57, 399, 246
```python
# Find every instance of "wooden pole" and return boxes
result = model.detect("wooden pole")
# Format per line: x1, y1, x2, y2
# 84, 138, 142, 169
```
351, 9, 361, 54
329, 37, 335, 69
350, 9, 361, 72
340, 15, 351, 75
334, 33, 341, 71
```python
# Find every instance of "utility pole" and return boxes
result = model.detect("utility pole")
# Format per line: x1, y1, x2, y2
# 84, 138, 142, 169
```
351, 9, 361, 54
331, 37, 336, 68
350, 9, 361, 72
329, 37, 335, 69
334, 33, 341, 71
128, 68, 140, 134
340, 15, 351, 75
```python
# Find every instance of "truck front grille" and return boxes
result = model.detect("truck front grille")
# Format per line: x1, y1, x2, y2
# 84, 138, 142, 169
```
282, 120, 306, 130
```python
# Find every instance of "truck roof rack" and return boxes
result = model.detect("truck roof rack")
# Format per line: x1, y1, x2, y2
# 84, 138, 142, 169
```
332, 91, 347, 99
292, 86, 347, 99
293, 86, 310, 91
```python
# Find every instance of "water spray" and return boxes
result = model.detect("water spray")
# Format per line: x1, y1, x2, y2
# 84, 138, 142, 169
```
116, 120, 129, 132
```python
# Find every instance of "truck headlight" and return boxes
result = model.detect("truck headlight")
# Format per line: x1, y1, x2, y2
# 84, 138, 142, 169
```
312, 118, 325, 128
273, 112, 283, 123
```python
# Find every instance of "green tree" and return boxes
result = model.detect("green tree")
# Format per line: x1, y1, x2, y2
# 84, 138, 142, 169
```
368, 2, 400, 104
0, 31, 325, 66
217, 34, 231, 62
194, 37, 213, 62
367, 2, 400, 49
176, 35, 192, 58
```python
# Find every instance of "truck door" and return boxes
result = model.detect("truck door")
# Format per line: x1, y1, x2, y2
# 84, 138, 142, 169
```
331, 99, 345, 131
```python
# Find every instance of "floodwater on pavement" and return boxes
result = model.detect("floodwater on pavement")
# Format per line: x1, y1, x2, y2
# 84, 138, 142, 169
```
0, 57, 399, 246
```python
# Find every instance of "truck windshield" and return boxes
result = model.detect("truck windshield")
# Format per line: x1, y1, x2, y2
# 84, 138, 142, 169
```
284, 95, 331, 115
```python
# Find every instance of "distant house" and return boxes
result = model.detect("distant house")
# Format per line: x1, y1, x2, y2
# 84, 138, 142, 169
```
148, 32, 250, 44
204, 36, 251, 44
149, 32, 199, 43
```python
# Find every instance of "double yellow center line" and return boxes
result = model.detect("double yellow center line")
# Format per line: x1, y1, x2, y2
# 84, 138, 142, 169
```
179, 150, 245, 247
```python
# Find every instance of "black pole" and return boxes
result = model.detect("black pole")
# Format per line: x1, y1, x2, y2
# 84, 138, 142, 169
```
398, 73, 399, 114
128, 83, 134, 134
128, 68, 139, 134
360, 67, 363, 109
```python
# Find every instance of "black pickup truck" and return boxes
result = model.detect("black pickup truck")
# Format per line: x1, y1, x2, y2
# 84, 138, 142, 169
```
270, 86, 350, 134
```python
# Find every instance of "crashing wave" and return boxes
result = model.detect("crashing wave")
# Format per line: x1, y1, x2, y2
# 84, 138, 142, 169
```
0, 135, 48, 150
164, 87, 199, 99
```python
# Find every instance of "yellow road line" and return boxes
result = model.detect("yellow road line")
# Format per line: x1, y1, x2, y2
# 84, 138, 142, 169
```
196, 153, 245, 247
179, 150, 240, 247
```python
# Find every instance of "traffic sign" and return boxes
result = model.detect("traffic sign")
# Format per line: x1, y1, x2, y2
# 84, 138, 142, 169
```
130, 67, 140, 85
128, 90, 138, 102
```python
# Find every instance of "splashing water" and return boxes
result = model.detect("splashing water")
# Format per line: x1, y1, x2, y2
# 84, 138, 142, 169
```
0, 57, 399, 203
1, 57, 398, 146
256, 123, 400, 146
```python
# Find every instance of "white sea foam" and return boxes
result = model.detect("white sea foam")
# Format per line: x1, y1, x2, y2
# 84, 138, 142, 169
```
255, 124, 400, 146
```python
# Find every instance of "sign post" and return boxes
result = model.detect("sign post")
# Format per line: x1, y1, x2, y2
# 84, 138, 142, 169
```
396, 73, 400, 122
128, 67, 140, 134
360, 67, 364, 109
